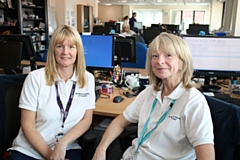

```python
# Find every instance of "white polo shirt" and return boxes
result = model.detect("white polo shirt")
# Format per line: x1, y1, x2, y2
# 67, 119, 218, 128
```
10, 68, 95, 159
123, 83, 214, 160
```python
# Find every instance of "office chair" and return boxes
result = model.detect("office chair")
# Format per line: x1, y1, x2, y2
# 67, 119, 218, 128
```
134, 35, 145, 44
204, 95, 240, 160
0, 74, 96, 160
122, 42, 148, 68
0, 74, 27, 159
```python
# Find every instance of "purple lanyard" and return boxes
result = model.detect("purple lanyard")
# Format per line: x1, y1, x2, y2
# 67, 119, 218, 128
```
55, 81, 76, 128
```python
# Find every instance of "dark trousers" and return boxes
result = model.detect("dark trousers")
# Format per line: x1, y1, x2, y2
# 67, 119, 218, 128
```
10, 149, 81, 160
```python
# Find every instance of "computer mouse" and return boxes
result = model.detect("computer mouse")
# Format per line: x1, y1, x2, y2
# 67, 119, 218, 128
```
113, 96, 124, 103
123, 91, 133, 98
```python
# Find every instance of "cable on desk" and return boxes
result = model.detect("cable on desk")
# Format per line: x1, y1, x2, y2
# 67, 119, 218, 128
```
99, 93, 110, 99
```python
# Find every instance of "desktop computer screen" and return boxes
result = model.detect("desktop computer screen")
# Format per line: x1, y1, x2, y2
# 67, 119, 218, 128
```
0, 35, 37, 71
115, 36, 136, 63
134, 22, 143, 30
80, 34, 114, 70
92, 26, 112, 34
164, 24, 179, 34
0, 41, 23, 72
105, 22, 120, 33
187, 24, 209, 35
143, 28, 162, 45
182, 35, 240, 83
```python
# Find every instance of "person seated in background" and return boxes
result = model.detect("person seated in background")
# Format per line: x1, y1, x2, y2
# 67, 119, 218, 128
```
92, 33, 215, 160
9, 25, 95, 160
120, 22, 136, 36
161, 24, 171, 33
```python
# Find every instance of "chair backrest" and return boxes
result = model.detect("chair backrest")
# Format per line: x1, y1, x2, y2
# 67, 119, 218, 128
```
122, 42, 148, 68
0, 74, 27, 158
134, 35, 145, 44
204, 95, 240, 160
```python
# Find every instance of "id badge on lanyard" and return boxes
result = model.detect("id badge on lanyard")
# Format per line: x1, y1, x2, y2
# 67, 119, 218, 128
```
50, 81, 76, 149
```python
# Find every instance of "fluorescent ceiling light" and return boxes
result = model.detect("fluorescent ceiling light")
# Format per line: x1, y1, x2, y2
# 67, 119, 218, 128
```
106, 3, 112, 5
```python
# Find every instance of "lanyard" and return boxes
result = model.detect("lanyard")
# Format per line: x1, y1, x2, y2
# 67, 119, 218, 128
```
55, 81, 76, 129
135, 98, 176, 154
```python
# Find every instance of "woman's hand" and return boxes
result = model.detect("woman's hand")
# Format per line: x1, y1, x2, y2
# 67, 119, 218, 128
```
92, 147, 106, 160
50, 140, 68, 160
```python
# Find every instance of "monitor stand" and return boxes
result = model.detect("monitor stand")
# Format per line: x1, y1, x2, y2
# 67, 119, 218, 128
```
201, 76, 221, 93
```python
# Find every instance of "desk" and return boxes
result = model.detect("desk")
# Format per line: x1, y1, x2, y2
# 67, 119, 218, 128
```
21, 60, 46, 66
94, 68, 147, 117
94, 90, 136, 117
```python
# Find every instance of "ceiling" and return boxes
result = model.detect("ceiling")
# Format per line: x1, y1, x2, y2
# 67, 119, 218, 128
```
98, 0, 212, 6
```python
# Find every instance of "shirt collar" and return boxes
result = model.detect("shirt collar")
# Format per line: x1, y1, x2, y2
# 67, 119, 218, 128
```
154, 82, 186, 100
55, 69, 78, 82
167, 82, 186, 100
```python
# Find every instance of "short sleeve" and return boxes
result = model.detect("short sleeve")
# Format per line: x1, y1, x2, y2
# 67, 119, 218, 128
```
85, 72, 95, 110
19, 72, 40, 111
123, 86, 152, 123
184, 94, 214, 147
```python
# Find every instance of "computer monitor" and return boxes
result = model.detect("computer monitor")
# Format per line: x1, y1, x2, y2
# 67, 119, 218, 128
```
0, 41, 23, 73
0, 35, 37, 71
80, 34, 114, 70
151, 24, 160, 28
187, 24, 209, 35
134, 22, 143, 30
182, 35, 240, 85
115, 36, 136, 63
92, 26, 112, 34
164, 24, 179, 34
142, 28, 162, 45
105, 22, 120, 33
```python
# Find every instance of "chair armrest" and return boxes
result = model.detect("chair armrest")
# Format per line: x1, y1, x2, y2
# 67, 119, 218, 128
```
78, 128, 96, 148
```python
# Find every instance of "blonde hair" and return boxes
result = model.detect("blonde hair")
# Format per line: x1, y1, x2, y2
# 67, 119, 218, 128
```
45, 25, 86, 88
146, 32, 195, 91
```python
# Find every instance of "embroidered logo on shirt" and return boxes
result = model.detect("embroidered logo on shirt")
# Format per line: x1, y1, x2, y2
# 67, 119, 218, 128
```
168, 116, 181, 120
75, 93, 89, 97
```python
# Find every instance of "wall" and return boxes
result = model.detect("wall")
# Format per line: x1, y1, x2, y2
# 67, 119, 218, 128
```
49, 0, 98, 29
232, 0, 240, 36
64, 0, 76, 28
210, 0, 223, 32
98, 5, 123, 22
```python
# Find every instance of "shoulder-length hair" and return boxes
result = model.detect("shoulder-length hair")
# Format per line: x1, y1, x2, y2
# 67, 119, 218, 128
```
146, 32, 195, 91
45, 25, 86, 88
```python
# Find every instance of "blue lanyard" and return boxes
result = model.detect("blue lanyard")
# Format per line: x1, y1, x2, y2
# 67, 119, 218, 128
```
135, 98, 176, 154
55, 81, 76, 129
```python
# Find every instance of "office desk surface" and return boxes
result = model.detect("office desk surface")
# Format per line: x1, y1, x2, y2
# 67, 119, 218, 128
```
94, 68, 147, 117
21, 60, 46, 66
94, 90, 136, 117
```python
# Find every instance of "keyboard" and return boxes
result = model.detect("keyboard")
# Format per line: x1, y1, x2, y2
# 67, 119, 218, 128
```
95, 90, 101, 101
215, 97, 240, 107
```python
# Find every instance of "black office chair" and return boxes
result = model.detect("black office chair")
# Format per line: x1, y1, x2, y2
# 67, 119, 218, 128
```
204, 95, 240, 160
134, 35, 145, 44
0, 74, 96, 160
0, 74, 27, 159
